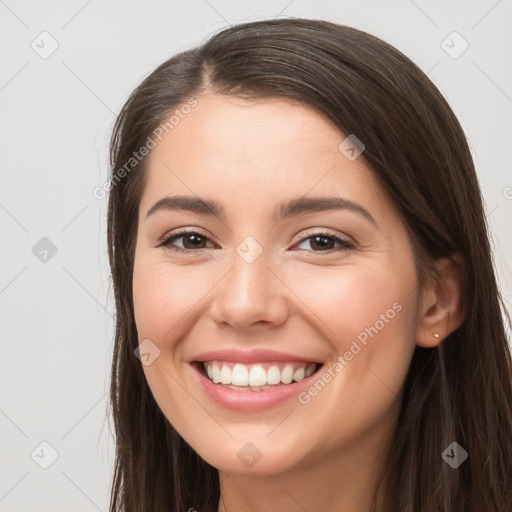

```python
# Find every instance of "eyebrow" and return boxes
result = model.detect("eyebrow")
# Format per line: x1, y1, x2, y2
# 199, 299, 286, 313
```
146, 194, 378, 228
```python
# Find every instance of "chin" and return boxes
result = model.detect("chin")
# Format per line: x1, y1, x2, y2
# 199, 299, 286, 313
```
186, 431, 311, 476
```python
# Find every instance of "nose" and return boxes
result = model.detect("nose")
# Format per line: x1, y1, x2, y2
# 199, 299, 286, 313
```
209, 247, 289, 331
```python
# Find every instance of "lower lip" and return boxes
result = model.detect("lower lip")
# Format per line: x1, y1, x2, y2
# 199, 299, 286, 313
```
191, 363, 321, 411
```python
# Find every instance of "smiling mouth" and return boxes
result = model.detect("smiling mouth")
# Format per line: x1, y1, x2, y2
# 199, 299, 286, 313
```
195, 360, 322, 391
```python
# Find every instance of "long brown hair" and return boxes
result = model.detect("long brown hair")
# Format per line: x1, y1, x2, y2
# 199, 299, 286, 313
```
106, 18, 512, 511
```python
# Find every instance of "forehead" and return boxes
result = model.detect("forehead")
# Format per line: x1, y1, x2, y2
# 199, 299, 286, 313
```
140, 94, 385, 220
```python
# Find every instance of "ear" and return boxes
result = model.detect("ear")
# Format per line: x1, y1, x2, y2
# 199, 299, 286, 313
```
416, 254, 465, 348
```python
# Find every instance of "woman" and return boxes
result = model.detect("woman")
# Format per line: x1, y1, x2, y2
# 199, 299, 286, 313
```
106, 18, 512, 511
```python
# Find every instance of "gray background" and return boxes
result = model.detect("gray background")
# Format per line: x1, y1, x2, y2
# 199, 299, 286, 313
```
1, 1, 511, 510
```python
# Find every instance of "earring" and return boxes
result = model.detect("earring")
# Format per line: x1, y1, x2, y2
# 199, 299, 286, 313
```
433, 333, 440, 339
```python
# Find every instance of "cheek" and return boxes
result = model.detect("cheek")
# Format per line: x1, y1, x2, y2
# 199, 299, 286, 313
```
290, 262, 418, 404
290, 262, 416, 350
132, 259, 215, 435
132, 258, 209, 344
275, 265, 417, 455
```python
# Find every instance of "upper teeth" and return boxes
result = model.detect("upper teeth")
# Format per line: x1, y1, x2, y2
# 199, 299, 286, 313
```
204, 361, 317, 386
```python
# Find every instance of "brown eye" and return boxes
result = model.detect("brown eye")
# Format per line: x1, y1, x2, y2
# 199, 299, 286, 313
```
157, 230, 214, 252
293, 232, 354, 252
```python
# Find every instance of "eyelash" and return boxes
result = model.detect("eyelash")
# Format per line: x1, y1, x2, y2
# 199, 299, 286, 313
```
156, 228, 355, 254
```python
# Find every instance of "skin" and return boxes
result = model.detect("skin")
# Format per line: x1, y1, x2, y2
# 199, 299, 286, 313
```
132, 93, 464, 511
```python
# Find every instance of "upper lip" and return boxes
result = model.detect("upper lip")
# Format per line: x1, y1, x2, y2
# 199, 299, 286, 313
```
189, 348, 321, 364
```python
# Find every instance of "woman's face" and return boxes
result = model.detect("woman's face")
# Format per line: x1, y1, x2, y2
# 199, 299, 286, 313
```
133, 94, 422, 475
